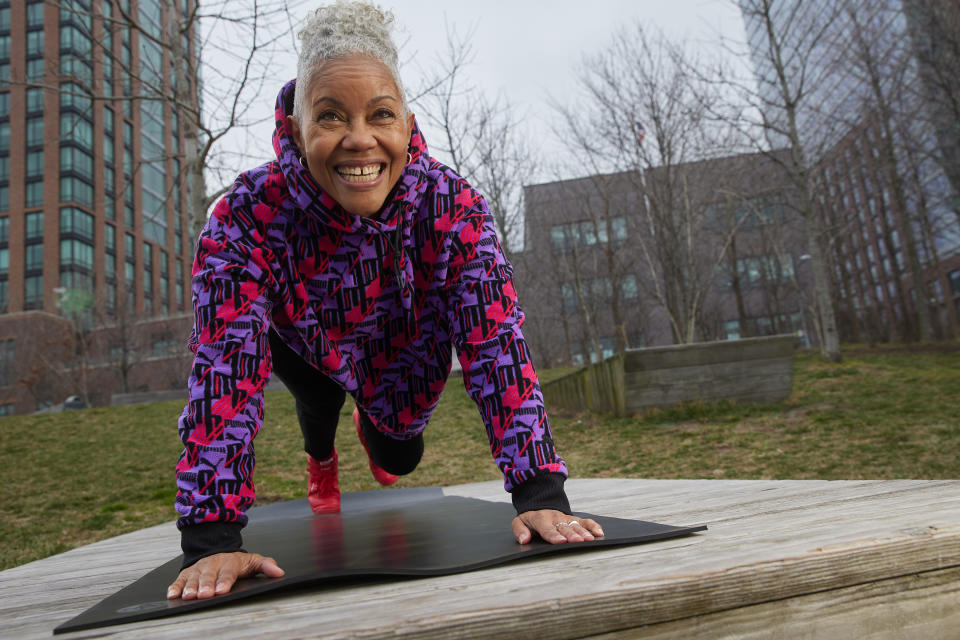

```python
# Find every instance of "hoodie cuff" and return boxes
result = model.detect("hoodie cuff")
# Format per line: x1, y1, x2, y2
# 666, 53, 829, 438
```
510, 472, 572, 515
180, 522, 246, 570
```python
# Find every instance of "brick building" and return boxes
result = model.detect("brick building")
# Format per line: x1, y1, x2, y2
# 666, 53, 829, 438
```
0, 0, 199, 414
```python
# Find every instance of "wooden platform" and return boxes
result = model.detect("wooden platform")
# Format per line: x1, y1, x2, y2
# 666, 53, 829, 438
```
2, 478, 959, 639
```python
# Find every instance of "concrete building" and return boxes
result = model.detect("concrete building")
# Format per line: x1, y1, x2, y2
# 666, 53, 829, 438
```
516, 150, 811, 368
0, 0, 199, 414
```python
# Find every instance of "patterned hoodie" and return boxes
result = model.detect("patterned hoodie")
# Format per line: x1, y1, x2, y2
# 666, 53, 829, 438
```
175, 80, 569, 564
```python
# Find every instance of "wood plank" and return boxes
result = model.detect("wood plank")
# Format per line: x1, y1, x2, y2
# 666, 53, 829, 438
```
586, 566, 960, 639
1, 479, 958, 639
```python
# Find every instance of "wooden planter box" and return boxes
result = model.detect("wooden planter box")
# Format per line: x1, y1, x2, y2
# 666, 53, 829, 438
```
542, 334, 796, 417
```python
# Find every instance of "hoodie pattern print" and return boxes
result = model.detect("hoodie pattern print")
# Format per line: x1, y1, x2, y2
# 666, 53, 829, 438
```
174, 80, 567, 532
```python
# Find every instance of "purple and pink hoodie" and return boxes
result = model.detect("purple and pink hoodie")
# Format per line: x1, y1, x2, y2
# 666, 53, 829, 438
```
175, 81, 569, 563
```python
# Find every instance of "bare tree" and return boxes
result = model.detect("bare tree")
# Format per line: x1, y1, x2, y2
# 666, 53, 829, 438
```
411, 27, 531, 258
710, 0, 844, 361
554, 24, 749, 346
837, 2, 935, 341
30, 1, 312, 240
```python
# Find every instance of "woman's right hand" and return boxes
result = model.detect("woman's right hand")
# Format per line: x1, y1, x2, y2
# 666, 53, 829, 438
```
166, 552, 285, 600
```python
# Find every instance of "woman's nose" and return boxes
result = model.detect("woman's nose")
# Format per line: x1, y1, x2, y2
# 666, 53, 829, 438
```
342, 121, 376, 150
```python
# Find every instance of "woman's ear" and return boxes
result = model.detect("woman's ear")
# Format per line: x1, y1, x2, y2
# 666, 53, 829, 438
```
405, 111, 415, 134
287, 115, 302, 148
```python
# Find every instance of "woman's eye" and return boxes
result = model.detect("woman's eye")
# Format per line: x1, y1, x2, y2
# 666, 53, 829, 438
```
316, 110, 341, 122
373, 108, 395, 120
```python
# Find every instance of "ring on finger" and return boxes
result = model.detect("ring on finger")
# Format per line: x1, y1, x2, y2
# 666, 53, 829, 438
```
555, 520, 580, 528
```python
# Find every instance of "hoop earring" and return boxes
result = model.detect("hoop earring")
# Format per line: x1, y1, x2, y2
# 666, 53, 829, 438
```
405, 152, 412, 167
298, 155, 307, 169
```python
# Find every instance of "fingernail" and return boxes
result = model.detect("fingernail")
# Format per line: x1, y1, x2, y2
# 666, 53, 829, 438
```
597, 528, 605, 536
166, 588, 176, 599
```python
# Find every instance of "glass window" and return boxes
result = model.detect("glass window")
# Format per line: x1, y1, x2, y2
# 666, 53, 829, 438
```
0, 8, 10, 33
949, 270, 960, 297
25, 58, 45, 82
26, 3, 44, 29
60, 238, 94, 270
105, 223, 115, 251
0, 156, 7, 182
24, 276, 43, 306
0, 35, 9, 60
26, 31, 44, 57
125, 260, 134, 283
25, 181, 43, 208
103, 106, 114, 136
26, 87, 44, 113
60, 207, 94, 240
60, 82, 92, 113
612, 216, 627, 241
0, 121, 8, 152
60, 113, 93, 147
125, 232, 134, 259
0, 186, 7, 211
59, 55, 92, 83
143, 242, 152, 269
0, 92, 8, 117
0, 62, 9, 85
0, 217, 7, 242
60, 145, 94, 180
25, 243, 44, 270
0, 247, 8, 273
21, 151, 42, 180
60, 176, 93, 207
104, 134, 114, 166
26, 117, 43, 148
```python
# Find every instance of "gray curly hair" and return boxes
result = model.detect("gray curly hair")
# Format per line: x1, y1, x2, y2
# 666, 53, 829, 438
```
292, 1, 406, 124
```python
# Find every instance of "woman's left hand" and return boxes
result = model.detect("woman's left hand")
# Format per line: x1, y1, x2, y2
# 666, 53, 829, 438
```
512, 510, 605, 544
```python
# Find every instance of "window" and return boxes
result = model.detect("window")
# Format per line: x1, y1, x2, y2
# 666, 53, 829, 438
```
26, 117, 44, 148
60, 207, 94, 239
949, 270, 960, 297
25, 58, 45, 82
26, 88, 44, 113
25, 181, 43, 208
26, 3, 44, 29
0, 92, 8, 117
60, 239, 94, 270
60, 113, 93, 147
25, 212, 43, 240
60, 145, 93, 180
0, 338, 14, 387
0, 247, 8, 273
60, 177, 92, 206
0, 121, 7, 152
26, 30, 44, 57
0, 217, 7, 242
25, 244, 44, 271
105, 223, 115, 251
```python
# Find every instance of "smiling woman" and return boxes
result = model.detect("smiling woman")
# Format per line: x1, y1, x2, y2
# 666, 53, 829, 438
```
167, 0, 604, 604
288, 56, 414, 218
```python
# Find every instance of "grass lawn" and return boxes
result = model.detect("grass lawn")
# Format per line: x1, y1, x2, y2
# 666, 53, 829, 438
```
1, 345, 957, 571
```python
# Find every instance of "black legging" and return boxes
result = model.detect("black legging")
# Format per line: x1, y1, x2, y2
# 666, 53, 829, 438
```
268, 328, 423, 475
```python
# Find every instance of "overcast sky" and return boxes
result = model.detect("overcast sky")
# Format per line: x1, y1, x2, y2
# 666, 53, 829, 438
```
214, 0, 749, 186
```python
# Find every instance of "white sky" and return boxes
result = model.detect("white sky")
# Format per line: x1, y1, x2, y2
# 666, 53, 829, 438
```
214, 0, 749, 186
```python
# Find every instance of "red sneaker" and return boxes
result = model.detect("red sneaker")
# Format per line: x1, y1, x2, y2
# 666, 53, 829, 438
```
307, 450, 340, 514
353, 408, 399, 486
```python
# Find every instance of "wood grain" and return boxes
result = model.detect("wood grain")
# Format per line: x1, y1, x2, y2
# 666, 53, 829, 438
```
1, 478, 958, 639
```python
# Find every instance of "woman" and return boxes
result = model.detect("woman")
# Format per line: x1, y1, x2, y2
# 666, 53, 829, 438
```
167, 0, 603, 602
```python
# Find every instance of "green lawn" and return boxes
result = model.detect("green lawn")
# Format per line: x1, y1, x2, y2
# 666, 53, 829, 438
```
1, 345, 957, 571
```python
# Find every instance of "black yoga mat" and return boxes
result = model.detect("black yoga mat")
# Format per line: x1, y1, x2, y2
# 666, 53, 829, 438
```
56, 486, 706, 634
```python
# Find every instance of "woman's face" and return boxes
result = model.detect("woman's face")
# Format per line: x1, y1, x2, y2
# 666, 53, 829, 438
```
289, 55, 413, 218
